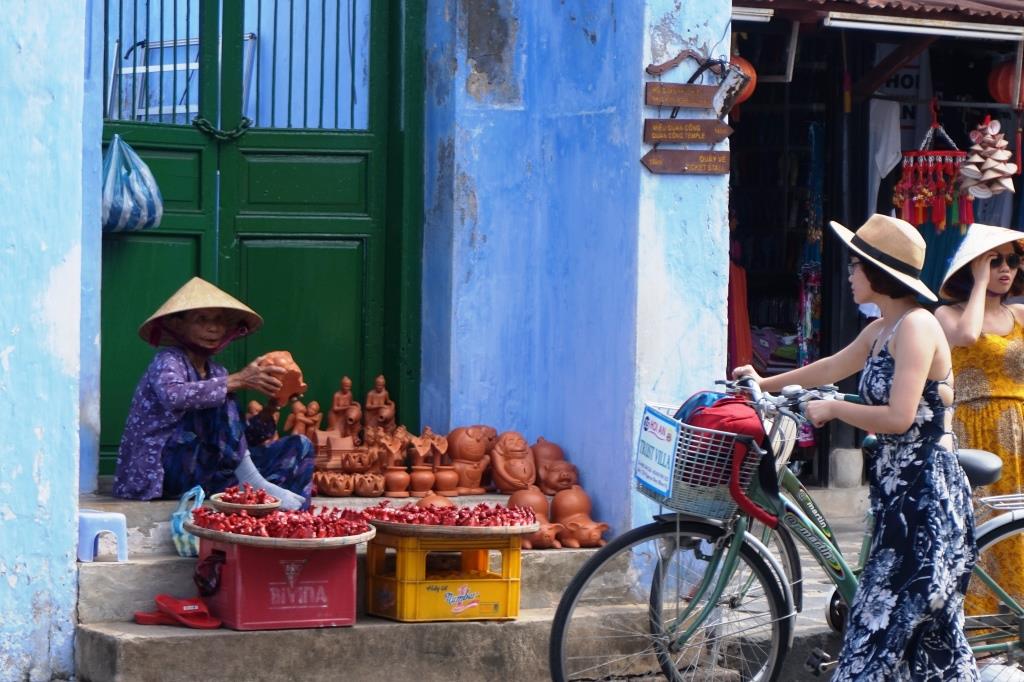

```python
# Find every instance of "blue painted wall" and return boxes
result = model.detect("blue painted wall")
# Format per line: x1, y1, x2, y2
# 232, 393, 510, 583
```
423, 0, 731, 532
0, 3, 88, 678
423, 1, 643, 531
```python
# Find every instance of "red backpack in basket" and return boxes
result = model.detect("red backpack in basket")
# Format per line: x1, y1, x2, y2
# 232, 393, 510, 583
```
685, 395, 766, 484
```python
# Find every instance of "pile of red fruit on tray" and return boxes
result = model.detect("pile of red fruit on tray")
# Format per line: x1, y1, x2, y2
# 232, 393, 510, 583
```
191, 506, 370, 539
218, 483, 278, 505
362, 501, 536, 527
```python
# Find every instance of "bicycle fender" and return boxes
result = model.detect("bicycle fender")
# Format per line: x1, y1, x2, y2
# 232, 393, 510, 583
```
743, 531, 797, 649
975, 508, 1024, 539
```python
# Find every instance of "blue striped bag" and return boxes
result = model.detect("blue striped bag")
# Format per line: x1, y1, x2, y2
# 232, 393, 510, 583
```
170, 486, 205, 558
101, 134, 163, 232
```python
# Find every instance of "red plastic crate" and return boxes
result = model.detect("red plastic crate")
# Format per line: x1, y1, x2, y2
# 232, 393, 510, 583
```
198, 537, 357, 630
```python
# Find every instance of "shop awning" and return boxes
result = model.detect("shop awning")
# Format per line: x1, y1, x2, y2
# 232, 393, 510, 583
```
732, 0, 1024, 24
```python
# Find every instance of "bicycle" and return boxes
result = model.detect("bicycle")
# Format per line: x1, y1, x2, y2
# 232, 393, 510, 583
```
548, 378, 1020, 681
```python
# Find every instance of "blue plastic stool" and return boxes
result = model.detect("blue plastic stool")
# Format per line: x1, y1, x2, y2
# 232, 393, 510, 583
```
78, 508, 128, 562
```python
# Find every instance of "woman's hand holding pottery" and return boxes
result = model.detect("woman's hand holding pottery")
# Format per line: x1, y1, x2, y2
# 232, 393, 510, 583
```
228, 356, 286, 397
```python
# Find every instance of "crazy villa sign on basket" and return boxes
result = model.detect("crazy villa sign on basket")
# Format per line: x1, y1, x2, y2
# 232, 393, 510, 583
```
635, 405, 681, 498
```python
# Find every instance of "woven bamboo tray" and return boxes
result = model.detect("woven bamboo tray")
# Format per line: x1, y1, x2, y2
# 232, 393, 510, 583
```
183, 521, 376, 549
367, 519, 539, 538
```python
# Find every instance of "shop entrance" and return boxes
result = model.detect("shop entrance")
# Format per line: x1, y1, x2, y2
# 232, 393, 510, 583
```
98, 0, 418, 475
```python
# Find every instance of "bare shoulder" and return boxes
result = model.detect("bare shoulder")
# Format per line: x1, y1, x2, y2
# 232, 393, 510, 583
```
1008, 302, 1024, 324
933, 303, 963, 324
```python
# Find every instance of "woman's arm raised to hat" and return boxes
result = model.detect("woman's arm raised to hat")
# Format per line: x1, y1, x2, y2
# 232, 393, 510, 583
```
733, 318, 883, 393
807, 310, 940, 434
935, 253, 995, 347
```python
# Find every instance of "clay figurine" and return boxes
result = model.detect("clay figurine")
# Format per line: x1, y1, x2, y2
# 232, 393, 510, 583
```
328, 376, 361, 432
531, 437, 579, 495
364, 375, 395, 428
448, 426, 492, 495
508, 486, 564, 550
304, 401, 324, 440
374, 402, 397, 434
284, 401, 316, 437
551, 485, 609, 548
490, 431, 536, 494
257, 350, 308, 403
407, 428, 435, 467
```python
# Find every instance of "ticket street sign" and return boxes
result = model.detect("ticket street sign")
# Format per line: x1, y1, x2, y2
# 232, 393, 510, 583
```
643, 119, 733, 144
634, 405, 681, 498
640, 149, 730, 175
644, 82, 717, 108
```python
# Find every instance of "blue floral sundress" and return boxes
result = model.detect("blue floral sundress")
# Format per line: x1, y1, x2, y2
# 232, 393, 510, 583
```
833, 315, 978, 681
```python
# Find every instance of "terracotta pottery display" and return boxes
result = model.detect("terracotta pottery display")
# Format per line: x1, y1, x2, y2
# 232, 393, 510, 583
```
407, 429, 434, 467
551, 485, 609, 548
531, 437, 579, 495
409, 466, 435, 498
284, 401, 316, 437
508, 486, 563, 549
364, 375, 395, 429
374, 402, 397, 434
313, 470, 353, 497
258, 350, 308, 403
384, 466, 411, 497
477, 425, 499, 489
327, 376, 361, 433
354, 472, 385, 497
417, 492, 455, 508
432, 466, 460, 497
304, 401, 323, 439
490, 431, 536, 494
447, 425, 493, 494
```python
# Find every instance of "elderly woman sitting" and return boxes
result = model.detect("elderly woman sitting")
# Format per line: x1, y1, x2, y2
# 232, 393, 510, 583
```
112, 277, 314, 509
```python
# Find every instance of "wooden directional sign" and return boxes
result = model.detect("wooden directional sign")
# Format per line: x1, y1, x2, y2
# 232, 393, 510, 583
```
641, 149, 730, 175
644, 119, 733, 144
645, 82, 717, 108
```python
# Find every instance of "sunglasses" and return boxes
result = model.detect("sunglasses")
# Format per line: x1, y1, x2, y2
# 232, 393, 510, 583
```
847, 260, 863, 276
991, 254, 1022, 269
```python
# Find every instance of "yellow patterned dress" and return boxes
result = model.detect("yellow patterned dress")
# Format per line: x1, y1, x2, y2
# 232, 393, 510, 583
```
951, 320, 1024, 617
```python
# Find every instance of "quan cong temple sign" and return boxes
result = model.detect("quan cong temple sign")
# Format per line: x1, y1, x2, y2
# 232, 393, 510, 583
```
644, 82, 718, 108
643, 119, 733, 145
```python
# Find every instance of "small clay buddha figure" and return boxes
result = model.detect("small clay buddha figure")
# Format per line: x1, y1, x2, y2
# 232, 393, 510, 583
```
364, 375, 395, 428
328, 376, 361, 433
490, 431, 536, 494
305, 401, 324, 440
284, 401, 315, 437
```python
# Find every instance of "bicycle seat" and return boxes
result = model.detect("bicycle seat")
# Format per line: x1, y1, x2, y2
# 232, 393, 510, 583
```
957, 449, 1002, 487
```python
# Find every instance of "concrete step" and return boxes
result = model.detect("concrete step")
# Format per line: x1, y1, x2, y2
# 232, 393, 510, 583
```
77, 546, 595, 625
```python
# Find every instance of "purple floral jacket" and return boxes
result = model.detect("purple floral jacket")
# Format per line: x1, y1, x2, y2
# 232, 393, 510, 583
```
112, 347, 273, 500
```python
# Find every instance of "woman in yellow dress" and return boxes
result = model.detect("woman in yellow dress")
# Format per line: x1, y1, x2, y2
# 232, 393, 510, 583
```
936, 222, 1024, 617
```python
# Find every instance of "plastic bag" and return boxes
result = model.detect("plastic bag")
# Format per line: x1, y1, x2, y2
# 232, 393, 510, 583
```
101, 133, 163, 232
170, 485, 205, 558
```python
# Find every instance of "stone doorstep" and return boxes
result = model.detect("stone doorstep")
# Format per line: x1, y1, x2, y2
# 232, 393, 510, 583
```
76, 612, 844, 682
77, 547, 596, 625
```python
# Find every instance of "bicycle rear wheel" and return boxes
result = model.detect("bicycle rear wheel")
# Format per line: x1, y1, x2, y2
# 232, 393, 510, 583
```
549, 518, 792, 681
967, 515, 1024, 657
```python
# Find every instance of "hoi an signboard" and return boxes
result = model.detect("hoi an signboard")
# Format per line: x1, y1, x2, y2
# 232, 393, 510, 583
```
640, 150, 730, 175
645, 82, 717, 108
643, 119, 733, 145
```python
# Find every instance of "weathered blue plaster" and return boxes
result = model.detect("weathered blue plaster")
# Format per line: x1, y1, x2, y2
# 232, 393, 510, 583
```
423, 1, 643, 532
631, 1, 732, 529
80, 0, 103, 494
0, 3, 87, 679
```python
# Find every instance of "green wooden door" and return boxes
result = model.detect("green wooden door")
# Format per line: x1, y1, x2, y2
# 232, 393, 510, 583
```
99, 0, 410, 476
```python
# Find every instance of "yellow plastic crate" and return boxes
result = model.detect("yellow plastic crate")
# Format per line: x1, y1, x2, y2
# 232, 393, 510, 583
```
366, 531, 523, 622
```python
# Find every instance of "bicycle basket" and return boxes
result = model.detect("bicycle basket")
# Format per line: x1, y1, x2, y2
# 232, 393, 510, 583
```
635, 409, 762, 521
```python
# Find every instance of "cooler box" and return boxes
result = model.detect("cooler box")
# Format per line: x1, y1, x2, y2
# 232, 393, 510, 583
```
197, 538, 357, 630
366, 531, 523, 622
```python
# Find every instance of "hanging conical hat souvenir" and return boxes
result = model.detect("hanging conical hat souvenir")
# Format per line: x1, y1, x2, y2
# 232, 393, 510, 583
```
995, 138, 1010, 149
981, 168, 1005, 181
961, 164, 983, 179
991, 149, 1013, 162
967, 153, 986, 164
995, 176, 1016, 193
138, 277, 263, 346
970, 183, 994, 199
981, 157, 1001, 171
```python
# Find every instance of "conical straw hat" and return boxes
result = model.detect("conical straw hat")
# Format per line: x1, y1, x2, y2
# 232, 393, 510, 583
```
960, 164, 982, 180
990, 149, 1013, 161
138, 276, 263, 345
940, 223, 1024, 298
995, 175, 1016, 193
829, 214, 936, 301
982, 157, 1001, 171
981, 168, 1005, 181
966, 153, 985, 164
995, 138, 1010, 149
970, 183, 993, 199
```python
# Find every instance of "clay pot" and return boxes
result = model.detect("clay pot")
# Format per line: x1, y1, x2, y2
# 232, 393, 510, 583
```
384, 466, 411, 497
320, 472, 353, 497
258, 350, 308, 403
433, 465, 460, 497
409, 465, 435, 498
417, 492, 455, 508
354, 473, 385, 497
508, 485, 550, 520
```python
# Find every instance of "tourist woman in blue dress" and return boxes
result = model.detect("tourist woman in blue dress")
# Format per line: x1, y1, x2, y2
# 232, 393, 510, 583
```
113, 277, 314, 509
734, 214, 977, 680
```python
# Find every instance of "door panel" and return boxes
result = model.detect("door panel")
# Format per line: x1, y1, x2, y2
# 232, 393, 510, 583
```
239, 151, 369, 212
236, 239, 367, 412
99, 235, 204, 458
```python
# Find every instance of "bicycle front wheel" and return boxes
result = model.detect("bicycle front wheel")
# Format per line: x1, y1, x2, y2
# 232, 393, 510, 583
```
967, 514, 1024, 651
549, 518, 792, 682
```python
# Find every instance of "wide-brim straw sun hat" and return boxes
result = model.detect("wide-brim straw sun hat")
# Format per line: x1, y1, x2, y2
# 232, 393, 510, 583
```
940, 223, 1024, 299
138, 276, 263, 346
829, 214, 937, 301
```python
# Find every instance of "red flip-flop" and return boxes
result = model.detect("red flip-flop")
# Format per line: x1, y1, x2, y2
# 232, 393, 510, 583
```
134, 610, 179, 626
154, 594, 222, 629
